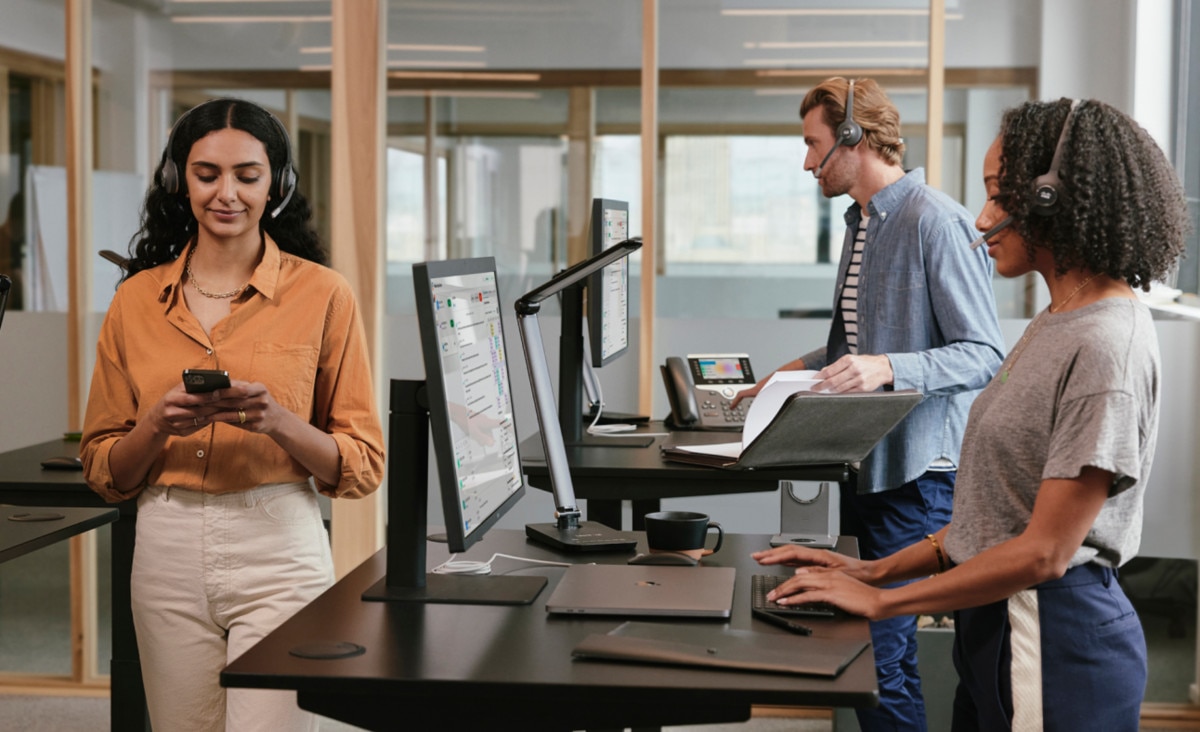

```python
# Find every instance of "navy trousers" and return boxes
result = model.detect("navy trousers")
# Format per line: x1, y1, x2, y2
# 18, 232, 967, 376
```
841, 471, 955, 732
951, 562, 1146, 731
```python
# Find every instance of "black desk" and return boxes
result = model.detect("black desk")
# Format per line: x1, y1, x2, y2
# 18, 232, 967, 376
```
1, 505, 118, 563
221, 530, 877, 732
0, 439, 144, 731
521, 421, 851, 529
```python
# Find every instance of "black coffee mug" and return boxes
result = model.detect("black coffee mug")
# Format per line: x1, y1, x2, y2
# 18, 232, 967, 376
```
644, 510, 723, 559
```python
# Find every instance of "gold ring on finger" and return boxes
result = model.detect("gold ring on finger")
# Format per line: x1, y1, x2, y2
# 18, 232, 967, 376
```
238, 409, 247, 424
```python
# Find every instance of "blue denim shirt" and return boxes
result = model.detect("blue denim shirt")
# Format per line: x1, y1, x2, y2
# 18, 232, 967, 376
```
801, 169, 1004, 494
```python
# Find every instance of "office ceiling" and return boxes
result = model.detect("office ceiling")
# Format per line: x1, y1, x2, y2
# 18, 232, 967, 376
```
85, 0, 1007, 73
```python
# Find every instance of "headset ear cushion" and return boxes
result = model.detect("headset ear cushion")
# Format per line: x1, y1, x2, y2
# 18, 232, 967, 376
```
279, 166, 296, 200
1032, 174, 1061, 215
838, 120, 864, 147
161, 159, 179, 194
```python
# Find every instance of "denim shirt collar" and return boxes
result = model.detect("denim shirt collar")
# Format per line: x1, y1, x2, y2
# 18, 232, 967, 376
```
842, 167, 926, 226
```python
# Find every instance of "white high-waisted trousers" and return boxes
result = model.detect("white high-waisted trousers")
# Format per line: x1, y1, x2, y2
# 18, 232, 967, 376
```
132, 482, 334, 732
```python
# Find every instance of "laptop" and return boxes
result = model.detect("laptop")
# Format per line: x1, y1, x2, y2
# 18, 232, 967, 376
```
545, 564, 736, 618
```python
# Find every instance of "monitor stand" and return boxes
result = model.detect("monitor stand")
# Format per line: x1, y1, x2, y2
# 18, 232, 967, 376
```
361, 379, 546, 605
583, 406, 649, 425
573, 406, 655, 447
525, 514, 639, 553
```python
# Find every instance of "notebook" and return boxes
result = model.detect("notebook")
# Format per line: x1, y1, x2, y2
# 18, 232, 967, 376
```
545, 564, 736, 618
572, 620, 870, 677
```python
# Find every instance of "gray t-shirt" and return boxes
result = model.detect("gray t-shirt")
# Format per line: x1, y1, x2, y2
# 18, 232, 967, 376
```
944, 298, 1159, 569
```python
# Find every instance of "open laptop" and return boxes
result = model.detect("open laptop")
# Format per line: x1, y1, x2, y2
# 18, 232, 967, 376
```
545, 564, 736, 618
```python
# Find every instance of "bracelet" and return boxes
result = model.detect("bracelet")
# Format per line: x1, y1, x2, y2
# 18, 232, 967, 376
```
925, 534, 948, 574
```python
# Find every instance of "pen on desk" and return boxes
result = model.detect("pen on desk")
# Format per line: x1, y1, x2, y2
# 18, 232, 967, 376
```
752, 608, 813, 636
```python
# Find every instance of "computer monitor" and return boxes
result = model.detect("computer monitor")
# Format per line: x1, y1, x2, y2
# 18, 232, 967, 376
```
587, 198, 630, 368
362, 257, 546, 605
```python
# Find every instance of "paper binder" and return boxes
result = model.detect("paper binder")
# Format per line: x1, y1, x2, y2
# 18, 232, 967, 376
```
660, 389, 921, 470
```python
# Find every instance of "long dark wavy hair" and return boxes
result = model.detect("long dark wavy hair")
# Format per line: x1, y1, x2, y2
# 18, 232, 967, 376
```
995, 98, 1188, 290
122, 98, 326, 281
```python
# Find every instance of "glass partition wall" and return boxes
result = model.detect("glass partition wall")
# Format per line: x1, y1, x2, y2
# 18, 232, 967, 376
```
0, 0, 1049, 700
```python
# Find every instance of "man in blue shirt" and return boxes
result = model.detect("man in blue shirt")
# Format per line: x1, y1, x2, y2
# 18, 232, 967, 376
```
740, 77, 1004, 731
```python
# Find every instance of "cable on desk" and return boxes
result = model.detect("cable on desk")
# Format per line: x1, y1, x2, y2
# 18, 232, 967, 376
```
431, 552, 573, 576
585, 377, 668, 437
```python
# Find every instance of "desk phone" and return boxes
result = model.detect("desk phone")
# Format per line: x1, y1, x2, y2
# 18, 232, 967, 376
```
661, 354, 756, 431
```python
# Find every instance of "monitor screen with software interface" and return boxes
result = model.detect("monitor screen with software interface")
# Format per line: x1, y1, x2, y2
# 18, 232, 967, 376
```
413, 257, 525, 554
587, 198, 631, 368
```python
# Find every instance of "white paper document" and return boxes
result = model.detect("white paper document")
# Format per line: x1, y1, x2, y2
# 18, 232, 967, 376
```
669, 370, 822, 460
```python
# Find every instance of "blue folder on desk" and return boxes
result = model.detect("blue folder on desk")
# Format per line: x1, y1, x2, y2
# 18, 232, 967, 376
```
660, 390, 921, 470
573, 620, 869, 677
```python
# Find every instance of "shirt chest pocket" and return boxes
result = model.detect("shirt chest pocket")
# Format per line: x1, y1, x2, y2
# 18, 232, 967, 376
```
873, 270, 928, 333
250, 342, 320, 416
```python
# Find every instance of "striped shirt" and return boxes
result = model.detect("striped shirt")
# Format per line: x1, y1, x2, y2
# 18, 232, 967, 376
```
841, 213, 869, 354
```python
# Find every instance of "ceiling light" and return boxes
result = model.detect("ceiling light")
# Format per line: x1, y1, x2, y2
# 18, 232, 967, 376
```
387, 60, 489, 69
389, 44, 485, 53
388, 90, 542, 100
170, 15, 331, 23
722, 8, 962, 19
744, 40, 927, 49
388, 71, 541, 82
745, 57, 925, 66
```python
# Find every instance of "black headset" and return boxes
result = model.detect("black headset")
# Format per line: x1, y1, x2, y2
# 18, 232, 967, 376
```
815, 78, 865, 176
1031, 99, 1081, 216
836, 79, 865, 147
159, 99, 297, 220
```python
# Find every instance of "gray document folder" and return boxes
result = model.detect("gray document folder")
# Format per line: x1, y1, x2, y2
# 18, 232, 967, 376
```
545, 564, 736, 618
661, 389, 922, 470
573, 620, 870, 677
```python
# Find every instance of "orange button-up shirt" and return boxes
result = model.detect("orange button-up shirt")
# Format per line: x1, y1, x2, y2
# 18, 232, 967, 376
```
81, 236, 385, 502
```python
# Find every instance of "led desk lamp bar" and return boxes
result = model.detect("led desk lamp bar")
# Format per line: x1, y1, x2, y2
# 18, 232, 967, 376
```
516, 239, 642, 552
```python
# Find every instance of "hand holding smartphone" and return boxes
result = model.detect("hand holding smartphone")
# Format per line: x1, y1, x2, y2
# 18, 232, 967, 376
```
183, 369, 231, 394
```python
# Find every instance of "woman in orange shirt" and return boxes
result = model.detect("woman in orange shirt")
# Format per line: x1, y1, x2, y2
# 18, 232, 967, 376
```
81, 98, 385, 731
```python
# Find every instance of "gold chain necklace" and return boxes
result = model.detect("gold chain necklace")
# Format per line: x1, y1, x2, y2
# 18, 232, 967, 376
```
1000, 274, 1097, 383
185, 248, 250, 300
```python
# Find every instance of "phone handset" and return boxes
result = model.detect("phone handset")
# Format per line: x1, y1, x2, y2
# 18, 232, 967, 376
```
661, 356, 702, 428
660, 354, 755, 431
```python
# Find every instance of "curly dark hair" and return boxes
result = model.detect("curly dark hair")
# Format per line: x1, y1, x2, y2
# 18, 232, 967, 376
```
122, 98, 326, 281
995, 98, 1188, 290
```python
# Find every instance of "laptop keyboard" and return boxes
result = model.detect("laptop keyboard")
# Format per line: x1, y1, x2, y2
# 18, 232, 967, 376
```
751, 574, 838, 618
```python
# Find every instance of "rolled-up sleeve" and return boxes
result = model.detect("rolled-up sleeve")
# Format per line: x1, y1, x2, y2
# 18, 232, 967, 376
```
80, 292, 142, 503
312, 284, 385, 498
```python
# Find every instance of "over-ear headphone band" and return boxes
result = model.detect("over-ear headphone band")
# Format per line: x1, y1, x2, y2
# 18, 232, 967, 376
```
815, 79, 866, 177
1031, 99, 1081, 215
159, 100, 297, 219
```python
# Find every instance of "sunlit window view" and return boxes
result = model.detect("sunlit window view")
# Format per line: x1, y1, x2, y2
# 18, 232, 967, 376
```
664, 136, 844, 269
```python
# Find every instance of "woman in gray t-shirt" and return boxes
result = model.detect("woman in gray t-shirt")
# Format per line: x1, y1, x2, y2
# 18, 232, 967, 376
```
753, 98, 1189, 730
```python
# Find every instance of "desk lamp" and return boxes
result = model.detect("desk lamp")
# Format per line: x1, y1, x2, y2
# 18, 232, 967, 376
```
516, 240, 642, 552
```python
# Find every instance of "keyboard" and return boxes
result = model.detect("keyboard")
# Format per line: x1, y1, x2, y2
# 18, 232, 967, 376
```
751, 574, 838, 618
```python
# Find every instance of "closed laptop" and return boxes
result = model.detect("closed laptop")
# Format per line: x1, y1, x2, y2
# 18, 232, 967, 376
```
545, 564, 736, 618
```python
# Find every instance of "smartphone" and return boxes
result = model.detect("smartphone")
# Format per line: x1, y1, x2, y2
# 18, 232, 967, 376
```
183, 369, 230, 394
